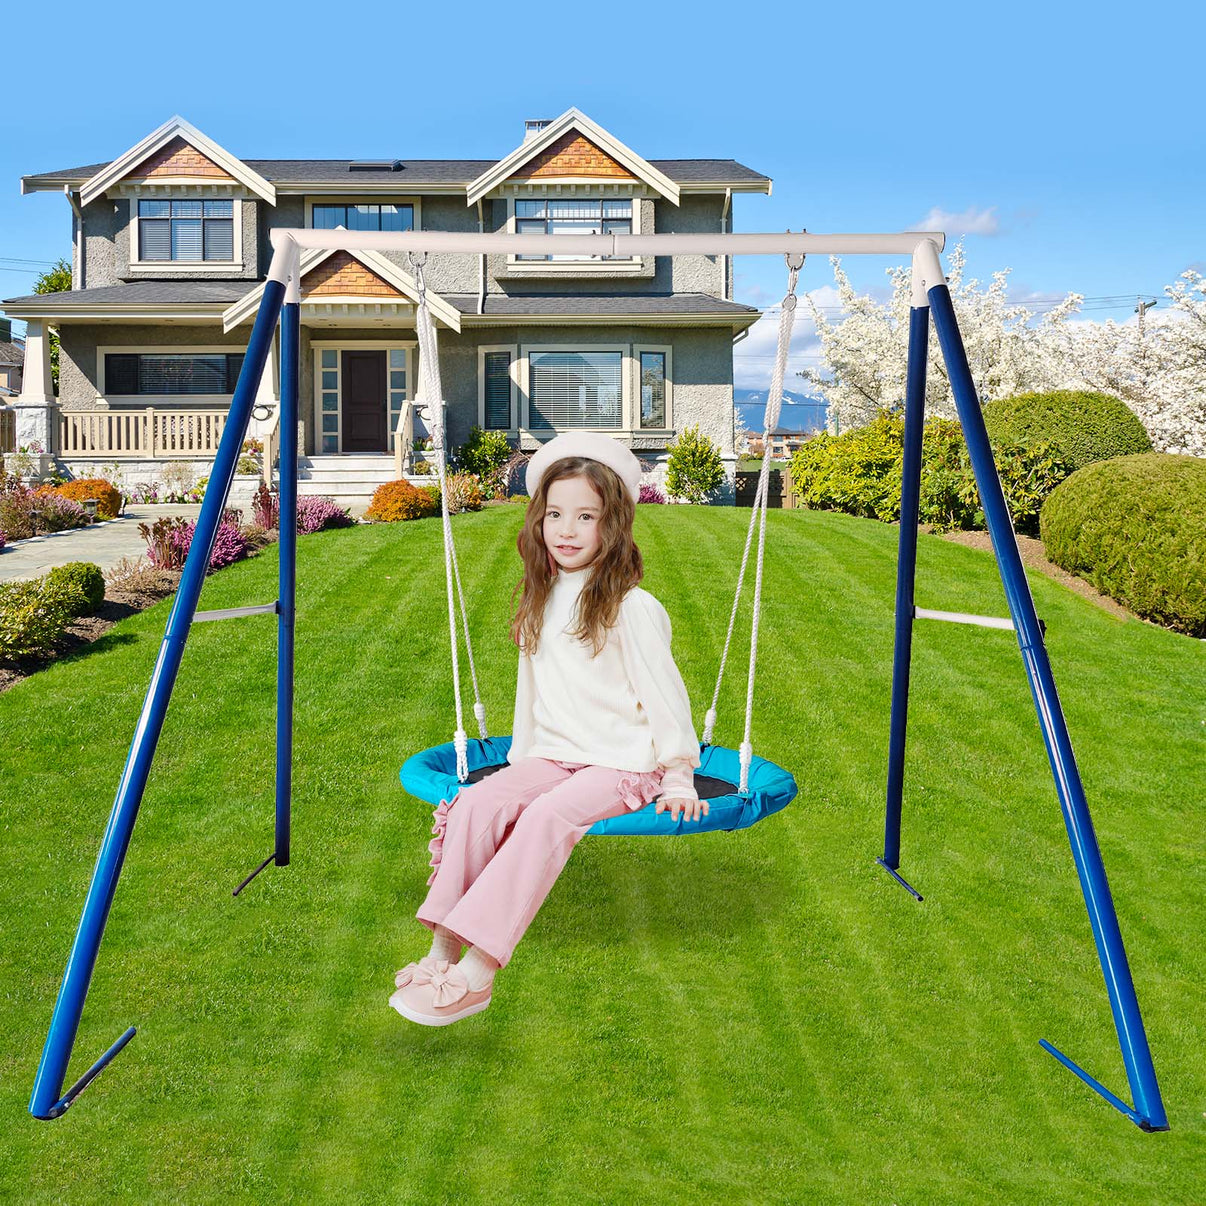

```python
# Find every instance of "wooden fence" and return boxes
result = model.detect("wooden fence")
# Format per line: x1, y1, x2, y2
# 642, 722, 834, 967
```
60, 407, 228, 458
735, 467, 798, 508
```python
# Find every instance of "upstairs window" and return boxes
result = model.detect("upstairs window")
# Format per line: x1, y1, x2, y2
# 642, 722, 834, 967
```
515, 199, 632, 261
138, 199, 234, 261
312, 203, 414, 231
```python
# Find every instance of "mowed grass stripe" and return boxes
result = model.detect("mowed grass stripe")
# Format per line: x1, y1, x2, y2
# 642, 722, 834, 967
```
1, 505, 1203, 1202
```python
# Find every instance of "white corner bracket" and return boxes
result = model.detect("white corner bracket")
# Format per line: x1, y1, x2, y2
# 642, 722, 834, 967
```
911, 238, 946, 309
268, 230, 302, 298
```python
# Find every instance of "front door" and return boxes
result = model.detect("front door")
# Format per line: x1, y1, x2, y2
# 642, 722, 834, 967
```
341, 350, 387, 451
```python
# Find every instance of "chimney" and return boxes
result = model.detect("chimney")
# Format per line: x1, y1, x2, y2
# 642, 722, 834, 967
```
523, 120, 551, 143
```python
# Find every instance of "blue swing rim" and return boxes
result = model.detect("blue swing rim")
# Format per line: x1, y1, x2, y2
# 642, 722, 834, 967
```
400, 735, 798, 837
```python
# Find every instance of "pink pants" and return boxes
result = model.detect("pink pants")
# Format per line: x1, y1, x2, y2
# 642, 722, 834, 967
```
415, 756, 665, 969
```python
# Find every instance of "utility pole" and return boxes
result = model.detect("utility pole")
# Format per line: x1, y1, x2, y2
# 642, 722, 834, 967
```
1135, 295, 1158, 386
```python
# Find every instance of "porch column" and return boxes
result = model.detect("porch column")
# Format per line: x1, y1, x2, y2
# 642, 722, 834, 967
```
14, 319, 60, 455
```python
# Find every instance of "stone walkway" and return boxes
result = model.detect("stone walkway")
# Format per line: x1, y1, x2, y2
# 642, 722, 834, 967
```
0, 504, 204, 583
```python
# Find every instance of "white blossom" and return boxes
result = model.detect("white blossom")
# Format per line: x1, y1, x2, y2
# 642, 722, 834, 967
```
799, 242, 1205, 456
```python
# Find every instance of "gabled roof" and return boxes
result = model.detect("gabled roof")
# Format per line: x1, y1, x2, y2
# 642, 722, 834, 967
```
77, 116, 276, 207
465, 108, 683, 207
221, 246, 462, 333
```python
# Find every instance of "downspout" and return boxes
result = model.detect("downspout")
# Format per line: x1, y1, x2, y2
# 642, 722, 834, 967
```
721, 187, 732, 301
477, 199, 485, 314
64, 186, 84, 290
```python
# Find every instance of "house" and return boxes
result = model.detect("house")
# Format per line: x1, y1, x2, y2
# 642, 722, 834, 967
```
0, 319, 22, 399
1, 108, 769, 507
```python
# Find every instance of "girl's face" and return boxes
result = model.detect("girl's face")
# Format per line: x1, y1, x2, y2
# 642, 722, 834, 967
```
543, 475, 604, 572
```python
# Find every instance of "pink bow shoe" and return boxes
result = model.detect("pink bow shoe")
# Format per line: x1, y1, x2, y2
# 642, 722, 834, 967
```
389, 959, 493, 1026
394, 954, 446, 989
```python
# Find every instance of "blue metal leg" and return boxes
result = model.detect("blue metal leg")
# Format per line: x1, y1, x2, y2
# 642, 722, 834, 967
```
879, 304, 929, 902
276, 300, 298, 868
28, 280, 287, 1122
927, 281, 1168, 1132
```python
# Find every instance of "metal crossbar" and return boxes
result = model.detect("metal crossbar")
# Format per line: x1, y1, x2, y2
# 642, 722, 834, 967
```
194, 603, 280, 623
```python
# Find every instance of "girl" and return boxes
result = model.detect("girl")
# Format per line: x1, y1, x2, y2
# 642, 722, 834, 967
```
390, 431, 706, 1027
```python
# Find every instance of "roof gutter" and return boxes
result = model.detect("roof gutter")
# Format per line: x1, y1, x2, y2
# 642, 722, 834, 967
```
64, 187, 84, 290
477, 198, 485, 315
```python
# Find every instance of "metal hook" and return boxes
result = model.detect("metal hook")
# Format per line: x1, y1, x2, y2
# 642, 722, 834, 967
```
785, 228, 806, 273
406, 250, 428, 271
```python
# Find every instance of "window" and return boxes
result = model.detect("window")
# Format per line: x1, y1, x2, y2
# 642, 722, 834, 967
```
105, 352, 244, 396
483, 352, 512, 429
312, 203, 414, 231
639, 351, 666, 428
515, 199, 632, 261
528, 351, 622, 431
137, 199, 234, 261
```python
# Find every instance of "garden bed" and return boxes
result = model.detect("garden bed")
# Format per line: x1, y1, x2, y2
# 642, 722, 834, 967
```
0, 570, 182, 694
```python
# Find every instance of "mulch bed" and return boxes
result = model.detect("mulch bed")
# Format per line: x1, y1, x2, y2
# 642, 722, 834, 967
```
0, 573, 183, 695
934, 529, 1134, 621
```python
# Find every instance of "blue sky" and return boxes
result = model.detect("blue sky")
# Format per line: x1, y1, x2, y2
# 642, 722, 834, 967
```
1, 0, 1198, 390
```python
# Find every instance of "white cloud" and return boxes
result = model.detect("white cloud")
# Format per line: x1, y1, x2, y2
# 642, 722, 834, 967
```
910, 206, 1000, 236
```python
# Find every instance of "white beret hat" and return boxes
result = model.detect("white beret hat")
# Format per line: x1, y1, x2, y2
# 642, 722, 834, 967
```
525, 432, 642, 505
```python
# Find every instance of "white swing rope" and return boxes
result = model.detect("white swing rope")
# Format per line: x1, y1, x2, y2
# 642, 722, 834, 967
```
702, 249, 805, 792
407, 252, 489, 782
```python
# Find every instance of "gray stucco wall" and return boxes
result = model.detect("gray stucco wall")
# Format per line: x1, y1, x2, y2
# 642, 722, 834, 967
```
80, 196, 259, 287
76, 189, 729, 300
58, 323, 255, 409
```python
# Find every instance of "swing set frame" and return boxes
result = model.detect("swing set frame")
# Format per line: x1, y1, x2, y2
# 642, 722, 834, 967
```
27, 229, 1168, 1133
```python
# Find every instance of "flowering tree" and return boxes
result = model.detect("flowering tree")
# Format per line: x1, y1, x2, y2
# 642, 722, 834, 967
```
1051, 270, 1206, 456
799, 242, 1205, 456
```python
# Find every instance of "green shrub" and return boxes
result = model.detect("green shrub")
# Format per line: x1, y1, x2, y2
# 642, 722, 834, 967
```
791, 413, 904, 522
984, 390, 1151, 474
789, 412, 1068, 535
457, 425, 513, 498
666, 424, 725, 504
419, 483, 442, 508
1040, 453, 1206, 636
46, 562, 106, 616
0, 577, 87, 662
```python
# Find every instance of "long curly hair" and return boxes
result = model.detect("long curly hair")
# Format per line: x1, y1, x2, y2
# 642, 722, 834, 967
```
510, 455, 643, 657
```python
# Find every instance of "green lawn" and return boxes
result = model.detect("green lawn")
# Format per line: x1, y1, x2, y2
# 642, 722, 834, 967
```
2, 505, 1203, 1203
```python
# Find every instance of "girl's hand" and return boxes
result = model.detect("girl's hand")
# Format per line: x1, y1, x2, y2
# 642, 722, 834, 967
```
656, 795, 709, 824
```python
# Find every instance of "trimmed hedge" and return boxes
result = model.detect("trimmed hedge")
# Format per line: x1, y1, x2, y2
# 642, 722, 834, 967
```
1040, 453, 1206, 636
984, 390, 1151, 474
0, 577, 87, 662
789, 413, 1068, 535
46, 562, 106, 616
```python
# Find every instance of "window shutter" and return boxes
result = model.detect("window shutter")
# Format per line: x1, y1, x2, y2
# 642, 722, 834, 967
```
139, 220, 171, 261
139, 354, 227, 395
204, 219, 234, 261
171, 220, 203, 261
528, 352, 622, 430
483, 352, 511, 429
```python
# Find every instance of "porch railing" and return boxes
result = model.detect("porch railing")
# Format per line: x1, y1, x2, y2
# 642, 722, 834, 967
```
60, 407, 228, 459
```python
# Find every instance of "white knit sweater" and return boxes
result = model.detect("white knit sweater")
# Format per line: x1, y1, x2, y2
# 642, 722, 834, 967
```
506, 563, 701, 802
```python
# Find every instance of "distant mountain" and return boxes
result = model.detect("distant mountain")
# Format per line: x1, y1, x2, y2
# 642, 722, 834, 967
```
734, 388, 828, 435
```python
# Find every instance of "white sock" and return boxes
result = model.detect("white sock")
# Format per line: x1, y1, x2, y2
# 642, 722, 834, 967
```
459, 945, 499, 991
427, 924, 462, 963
